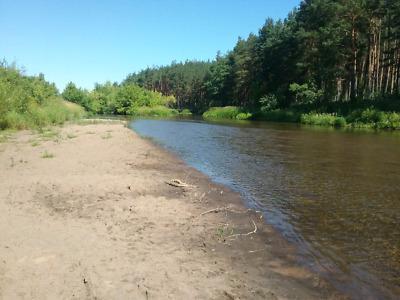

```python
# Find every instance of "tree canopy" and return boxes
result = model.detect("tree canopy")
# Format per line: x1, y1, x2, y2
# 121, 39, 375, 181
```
121, 0, 400, 114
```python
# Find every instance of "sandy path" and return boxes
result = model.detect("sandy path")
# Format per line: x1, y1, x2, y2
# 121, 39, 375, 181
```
0, 122, 343, 299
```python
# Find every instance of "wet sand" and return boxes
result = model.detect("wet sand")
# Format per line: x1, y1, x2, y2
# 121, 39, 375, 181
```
0, 122, 344, 299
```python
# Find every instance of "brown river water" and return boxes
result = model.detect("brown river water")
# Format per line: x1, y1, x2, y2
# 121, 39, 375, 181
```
131, 118, 400, 299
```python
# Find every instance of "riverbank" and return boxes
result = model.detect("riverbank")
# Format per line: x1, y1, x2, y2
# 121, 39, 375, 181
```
202, 106, 400, 130
0, 122, 343, 299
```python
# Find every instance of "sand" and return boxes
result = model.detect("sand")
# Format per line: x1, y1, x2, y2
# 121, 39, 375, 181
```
0, 122, 344, 299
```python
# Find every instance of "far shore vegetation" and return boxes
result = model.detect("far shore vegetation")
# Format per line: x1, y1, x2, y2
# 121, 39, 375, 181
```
2, 1, 400, 131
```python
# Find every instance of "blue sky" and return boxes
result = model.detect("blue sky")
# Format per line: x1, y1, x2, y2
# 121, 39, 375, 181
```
1, 0, 300, 91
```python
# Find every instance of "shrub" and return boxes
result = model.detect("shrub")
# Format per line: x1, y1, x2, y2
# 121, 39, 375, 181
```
2, 111, 29, 129
346, 108, 400, 129
133, 105, 179, 117
289, 82, 323, 106
203, 106, 248, 120
179, 108, 193, 115
0, 63, 85, 130
301, 112, 346, 127
236, 112, 252, 120
259, 94, 278, 112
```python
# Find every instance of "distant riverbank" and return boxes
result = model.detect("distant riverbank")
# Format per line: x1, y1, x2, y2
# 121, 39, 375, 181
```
202, 106, 400, 130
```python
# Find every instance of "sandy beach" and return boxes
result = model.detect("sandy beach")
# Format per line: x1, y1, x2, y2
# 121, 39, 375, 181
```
0, 121, 343, 299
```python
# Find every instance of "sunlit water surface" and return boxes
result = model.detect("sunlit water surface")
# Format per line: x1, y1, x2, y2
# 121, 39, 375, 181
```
130, 118, 400, 299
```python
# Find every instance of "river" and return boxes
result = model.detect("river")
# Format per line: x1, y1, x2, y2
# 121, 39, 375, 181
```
130, 118, 400, 299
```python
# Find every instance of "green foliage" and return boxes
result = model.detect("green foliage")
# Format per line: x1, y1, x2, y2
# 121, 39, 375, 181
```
301, 113, 347, 127
115, 84, 175, 115
179, 108, 192, 115
0, 63, 85, 130
202, 106, 250, 120
6, 0, 400, 130
289, 82, 323, 106
41, 151, 55, 159
62, 82, 91, 111
124, 60, 211, 112
259, 94, 278, 112
133, 106, 179, 117
62, 81, 176, 116
235, 112, 252, 120
346, 108, 400, 129
117, 0, 400, 128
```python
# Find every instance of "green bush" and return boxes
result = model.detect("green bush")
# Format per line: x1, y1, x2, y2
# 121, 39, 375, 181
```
289, 82, 323, 106
203, 106, 249, 120
259, 94, 278, 112
301, 112, 346, 127
180, 108, 193, 115
236, 112, 252, 120
133, 105, 179, 117
78, 83, 176, 116
346, 108, 400, 129
2, 111, 29, 129
0, 63, 85, 130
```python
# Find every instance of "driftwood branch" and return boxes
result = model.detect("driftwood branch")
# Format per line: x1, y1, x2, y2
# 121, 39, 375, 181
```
248, 247, 267, 253
165, 179, 189, 188
200, 206, 251, 216
200, 207, 227, 215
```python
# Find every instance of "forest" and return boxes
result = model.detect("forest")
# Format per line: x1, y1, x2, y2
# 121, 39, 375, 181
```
2, 0, 400, 130
123, 0, 400, 128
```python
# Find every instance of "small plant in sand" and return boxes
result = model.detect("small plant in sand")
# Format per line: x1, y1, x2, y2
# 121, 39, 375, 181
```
31, 141, 40, 147
101, 132, 112, 139
0, 130, 14, 143
41, 151, 55, 159
216, 225, 233, 240
0, 133, 8, 143
38, 128, 60, 141
66, 133, 77, 139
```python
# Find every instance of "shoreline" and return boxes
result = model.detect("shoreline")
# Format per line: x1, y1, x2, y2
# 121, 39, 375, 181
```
0, 122, 344, 299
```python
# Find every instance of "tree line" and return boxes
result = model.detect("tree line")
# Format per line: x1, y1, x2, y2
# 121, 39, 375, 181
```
61, 81, 177, 116
124, 0, 400, 114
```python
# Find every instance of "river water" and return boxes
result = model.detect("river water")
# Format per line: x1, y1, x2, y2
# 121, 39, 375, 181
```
130, 118, 400, 299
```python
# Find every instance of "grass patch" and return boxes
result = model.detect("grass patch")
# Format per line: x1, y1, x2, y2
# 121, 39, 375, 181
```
41, 151, 54, 159
66, 133, 77, 139
133, 105, 179, 117
31, 141, 40, 147
38, 128, 60, 141
179, 108, 193, 115
346, 108, 400, 129
216, 225, 234, 240
0, 100, 85, 131
301, 113, 347, 127
254, 108, 400, 129
203, 106, 252, 120
0, 130, 14, 143
101, 132, 112, 139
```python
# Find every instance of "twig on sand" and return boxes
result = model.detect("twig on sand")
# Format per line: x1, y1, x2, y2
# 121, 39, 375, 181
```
165, 179, 189, 188
227, 219, 258, 238
200, 206, 252, 216
200, 207, 227, 215
248, 247, 267, 254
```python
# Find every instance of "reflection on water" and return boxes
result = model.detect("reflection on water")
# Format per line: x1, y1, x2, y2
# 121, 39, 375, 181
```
130, 118, 400, 299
